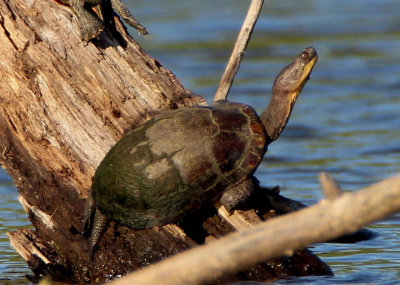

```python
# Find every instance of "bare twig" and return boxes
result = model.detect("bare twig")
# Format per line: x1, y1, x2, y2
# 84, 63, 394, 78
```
319, 172, 342, 200
110, 173, 400, 285
213, 0, 264, 102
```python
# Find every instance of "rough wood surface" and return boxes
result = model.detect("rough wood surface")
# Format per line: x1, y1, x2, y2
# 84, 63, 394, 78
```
1, 0, 331, 283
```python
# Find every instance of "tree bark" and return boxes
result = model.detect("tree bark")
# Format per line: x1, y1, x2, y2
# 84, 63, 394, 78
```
1, 0, 331, 283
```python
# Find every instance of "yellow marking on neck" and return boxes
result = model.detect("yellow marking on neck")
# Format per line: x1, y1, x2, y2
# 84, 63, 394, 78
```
302, 55, 318, 81
288, 55, 318, 102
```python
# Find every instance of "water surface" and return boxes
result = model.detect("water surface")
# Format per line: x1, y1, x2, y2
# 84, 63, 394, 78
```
1, 0, 400, 283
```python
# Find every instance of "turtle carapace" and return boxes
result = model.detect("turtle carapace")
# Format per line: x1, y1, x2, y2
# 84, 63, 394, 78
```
85, 47, 318, 252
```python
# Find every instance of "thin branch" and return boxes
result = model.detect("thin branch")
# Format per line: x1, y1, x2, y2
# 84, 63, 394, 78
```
110, 173, 400, 285
213, 0, 264, 103
319, 172, 342, 200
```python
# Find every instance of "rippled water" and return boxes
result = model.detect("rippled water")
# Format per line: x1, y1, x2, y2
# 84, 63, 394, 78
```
1, 0, 400, 283
0, 174, 32, 284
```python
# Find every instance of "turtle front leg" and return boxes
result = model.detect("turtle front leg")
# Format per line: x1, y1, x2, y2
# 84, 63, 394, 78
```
220, 177, 258, 212
111, 0, 149, 35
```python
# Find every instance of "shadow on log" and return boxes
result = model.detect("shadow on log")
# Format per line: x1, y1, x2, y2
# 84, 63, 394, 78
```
1, 0, 335, 283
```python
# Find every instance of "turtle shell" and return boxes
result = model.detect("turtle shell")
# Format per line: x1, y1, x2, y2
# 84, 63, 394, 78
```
91, 101, 267, 229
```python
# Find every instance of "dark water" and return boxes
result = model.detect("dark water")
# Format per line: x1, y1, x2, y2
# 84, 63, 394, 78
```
1, 0, 400, 283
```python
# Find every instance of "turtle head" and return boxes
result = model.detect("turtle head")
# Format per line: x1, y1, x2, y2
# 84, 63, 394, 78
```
260, 47, 318, 144
272, 47, 318, 102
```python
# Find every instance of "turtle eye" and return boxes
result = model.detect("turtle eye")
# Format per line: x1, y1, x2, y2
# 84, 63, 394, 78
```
299, 51, 309, 60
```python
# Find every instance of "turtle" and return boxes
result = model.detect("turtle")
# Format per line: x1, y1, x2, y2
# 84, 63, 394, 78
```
55, 0, 148, 41
84, 47, 318, 251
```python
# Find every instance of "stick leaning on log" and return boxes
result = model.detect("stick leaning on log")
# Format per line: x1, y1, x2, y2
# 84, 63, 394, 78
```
213, 0, 264, 103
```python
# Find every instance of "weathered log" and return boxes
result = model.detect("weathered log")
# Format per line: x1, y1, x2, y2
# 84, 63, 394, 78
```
1, 0, 331, 283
